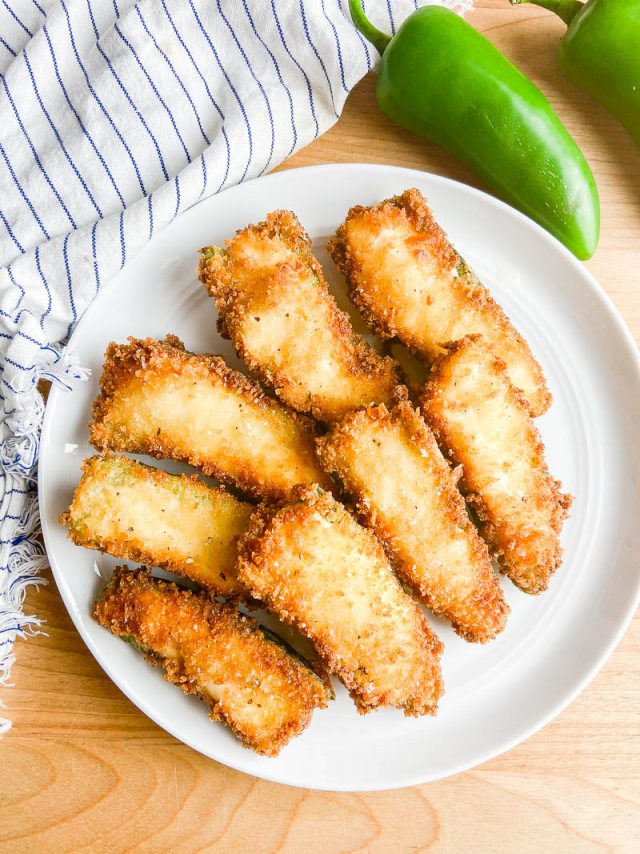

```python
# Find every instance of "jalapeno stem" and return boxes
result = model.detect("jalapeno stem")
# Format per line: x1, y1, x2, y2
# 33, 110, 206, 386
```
510, 0, 583, 26
348, 0, 392, 56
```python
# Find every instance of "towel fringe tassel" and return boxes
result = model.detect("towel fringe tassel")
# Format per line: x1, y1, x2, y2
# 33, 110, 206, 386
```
1, 349, 88, 734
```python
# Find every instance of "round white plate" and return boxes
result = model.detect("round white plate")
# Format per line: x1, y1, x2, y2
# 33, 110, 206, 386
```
39, 164, 640, 791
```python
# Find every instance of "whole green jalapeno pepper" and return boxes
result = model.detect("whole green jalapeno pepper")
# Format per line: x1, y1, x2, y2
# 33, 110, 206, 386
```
513, 0, 640, 146
349, 0, 600, 260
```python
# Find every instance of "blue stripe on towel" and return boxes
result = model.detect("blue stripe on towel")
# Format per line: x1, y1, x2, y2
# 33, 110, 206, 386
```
46, 14, 128, 207
0, 141, 49, 239
115, 22, 192, 164
189, 0, 252, 181
23, 49, 103, 219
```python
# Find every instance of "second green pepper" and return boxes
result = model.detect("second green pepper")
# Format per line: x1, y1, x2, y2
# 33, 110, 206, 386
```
513, 0, 640, 147
349, 1, 600, 260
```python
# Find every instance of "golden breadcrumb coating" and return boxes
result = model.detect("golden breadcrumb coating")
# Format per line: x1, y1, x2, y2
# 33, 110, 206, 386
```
420, 336, 572, 594
237, 485, 443, 716
317, 401, 509, 642
60, 454, 252, 597
89, 335, 330, 501
94, 567, 332, 756
329, 188, 551, 417
198, 209, 402, 422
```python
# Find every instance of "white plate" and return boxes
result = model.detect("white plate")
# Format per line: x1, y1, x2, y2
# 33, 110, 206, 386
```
39, 164, 640, 792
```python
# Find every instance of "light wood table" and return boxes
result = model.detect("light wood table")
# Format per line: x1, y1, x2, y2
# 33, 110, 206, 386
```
2, 2, 639, 850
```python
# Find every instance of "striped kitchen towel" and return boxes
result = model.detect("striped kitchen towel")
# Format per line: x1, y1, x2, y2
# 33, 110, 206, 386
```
0, 0, 472, 727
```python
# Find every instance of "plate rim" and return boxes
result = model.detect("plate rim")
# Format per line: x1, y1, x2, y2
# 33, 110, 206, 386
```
39, 162, 640, 791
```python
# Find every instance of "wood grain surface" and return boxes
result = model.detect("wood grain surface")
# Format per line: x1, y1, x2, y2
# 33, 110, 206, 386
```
2, 3, 639, 851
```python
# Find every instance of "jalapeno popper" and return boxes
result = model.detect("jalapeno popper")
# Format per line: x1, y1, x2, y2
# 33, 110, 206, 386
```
94, 567, 331, 755
198, 210, 402, 422
329, 189, 551, 417
420, 336, 572, 594
317, 401, 509, 642
237, 486, 444, 716
89, 336, 330, 501
61, 455, 252, 597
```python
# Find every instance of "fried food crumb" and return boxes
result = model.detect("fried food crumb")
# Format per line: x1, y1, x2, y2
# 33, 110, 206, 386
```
199, 210, 403, 421
318, 401, 509, 642
237, 485, 444, 716
420, 335, 572, 594
61, 454, 252, 597
89, 335, 330, 501
329, 189, 551, 416
94, 566, 332, 756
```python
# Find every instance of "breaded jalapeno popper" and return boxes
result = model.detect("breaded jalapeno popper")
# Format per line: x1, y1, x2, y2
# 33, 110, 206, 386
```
89, 336, 330, 501
329, 189, 551, 417
61, 455, 252, 597
94, 568, 332, 755
317, 402, 509, 643
237, 486, 444, 716
198, 210, 402, 422
420, 336, 572, 594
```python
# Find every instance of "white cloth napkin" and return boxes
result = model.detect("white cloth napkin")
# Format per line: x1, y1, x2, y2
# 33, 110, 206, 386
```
0, 0, 471, 724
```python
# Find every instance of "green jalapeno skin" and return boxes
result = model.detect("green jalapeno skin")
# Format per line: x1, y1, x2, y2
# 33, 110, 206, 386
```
349, 2, 600, 260
515, 0, 640, 146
